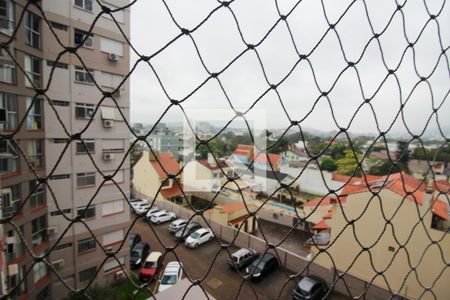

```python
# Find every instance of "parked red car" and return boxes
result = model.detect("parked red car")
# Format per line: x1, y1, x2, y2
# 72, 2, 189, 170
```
138, 251, 162, 282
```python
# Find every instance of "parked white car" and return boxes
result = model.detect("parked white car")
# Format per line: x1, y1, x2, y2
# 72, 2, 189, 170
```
158, 261, 183, 293
184, 228, 214, 248
168, 219, 188, 233
150, 211, 176, 224
145, 207, 163, 218
132, 202, 151, 215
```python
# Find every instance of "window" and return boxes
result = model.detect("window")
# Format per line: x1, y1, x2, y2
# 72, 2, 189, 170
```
0, 92, 17, 129
33, 261, 48, 284
24, 55, 41, 88
102, 229, 124, 246
78, 237, 96, 253
75, 103, 95, 119
24, 11, 40, 48
50, 208, 71, 216
74, 0, 93, 12
0, 0, 14, 35
9, 265, 27, 297
74, 29, 94, 48
26, 98, 42, 129
25, 140, 44, 168
50, 174, 70, 180
76, 140, 95, 154
100, 38, 124, 56
104, 256, 124, 273
29, 180, 44, 208
75, 66, 94, 84
1, 184, 20, 218
77, 205, 95, 219
102, 139, 124, 152
47, 60, 68, 69
102, 200, 124, 216
0, 140, 19, 175
76, 172, 96, 187
50, 100, 69, 107
31, 215, 47, 246
49, 21, 67, 31
0, 62, 15, 84
98, 71, 124, 88
101, 2, 124, 23
79, 266, 97, 282
52, 139, 69, 144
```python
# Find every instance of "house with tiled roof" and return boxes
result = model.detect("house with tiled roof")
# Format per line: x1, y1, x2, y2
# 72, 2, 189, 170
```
182, 154, 232, 192
230, 144, 282, 172
132, 151, 185, 203
281, 146, 311, 163
206, 203, 258, 233
309, 172, 450, 299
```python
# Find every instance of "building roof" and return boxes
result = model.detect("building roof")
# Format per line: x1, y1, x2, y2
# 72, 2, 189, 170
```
160, 183, 184, 199
432, 200, 448, 221
368, 150, 398, 160
150, 152, 181, 180
253, 153, 281, 166
303, 196, 345, 207
312, 219, 329, 230
198, 159, 228, 171
434, 180, 450, 194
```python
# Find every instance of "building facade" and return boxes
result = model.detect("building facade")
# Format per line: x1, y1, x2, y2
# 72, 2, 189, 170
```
0, 1, 130, 299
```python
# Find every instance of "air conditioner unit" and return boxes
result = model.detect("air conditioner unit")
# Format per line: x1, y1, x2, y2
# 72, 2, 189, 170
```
103, 153, 114, 161
103, 119, 114, 128
105, 246, 113, 253
108, 53, 117, 62
52, 259, 65, 269
47, 227, 58, 235
115, 270, 125, 280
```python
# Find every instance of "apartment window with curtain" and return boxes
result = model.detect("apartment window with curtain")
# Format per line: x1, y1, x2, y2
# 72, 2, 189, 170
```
0, 60, 15, 84
24, 54, 41, 88
29, 180, 44, 208
25, 139, 43, 168
31, 215, 47, 246
24, 10, 40, 48
26, 98, 42, 129
75, 66, 94, 84
0, 92, 17, 129
0, 140, 19, 175
0, 0, 14, 35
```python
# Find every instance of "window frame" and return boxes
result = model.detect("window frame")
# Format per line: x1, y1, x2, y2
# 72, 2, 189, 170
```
1, 184, 21, 218
24, 10, 40, 49
77, 205, 96, 219
75, 102, 95, 119
33, 261, 48, 284
24, 54, 41, 88
26, 97, 42, 130
25, 139, 44, 169
74, 66, 94, 84
0, 0, 14, 35
0, 61, 16, 84
0, 140, 19, 175
29, 180, 45, 208
31, 215, 47, 247
76, 140, 95, 154
0, 92, 17, 129
78, 237, 96, 253
74, 28, 94, 48
79, 266, 97, 282
76, 172, 96, 187
73, 0, 93, 12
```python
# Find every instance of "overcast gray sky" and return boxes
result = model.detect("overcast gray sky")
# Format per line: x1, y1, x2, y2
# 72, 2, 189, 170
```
129, 0, 449, 136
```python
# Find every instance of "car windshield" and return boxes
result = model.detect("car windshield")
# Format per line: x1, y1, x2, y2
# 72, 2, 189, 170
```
161, 275, 177, 285
143, 261, 156, 268
131, 250, 140, 258
232, 256, 238, 262
190, 232, 200, 239
250, 258, 265, 269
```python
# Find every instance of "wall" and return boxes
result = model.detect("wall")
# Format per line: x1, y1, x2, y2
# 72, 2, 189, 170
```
132, 151, 162, 200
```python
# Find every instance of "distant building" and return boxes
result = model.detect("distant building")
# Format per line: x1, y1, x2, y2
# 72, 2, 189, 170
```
311, 172, 450, 299
146, 126, 182, 159
281, 146, 310, 163
133, 152, 185, 204
206, 203, 258, 233
183, 154, 231, 192
409, 159, 449, 180
231, 144, 282, 172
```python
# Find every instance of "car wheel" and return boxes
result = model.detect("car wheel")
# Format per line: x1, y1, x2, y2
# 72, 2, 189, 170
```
208, 236, 213, 241
194, 243, 199, 248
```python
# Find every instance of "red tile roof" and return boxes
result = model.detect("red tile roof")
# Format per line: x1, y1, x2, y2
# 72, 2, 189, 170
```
434, 180, 450, 194
253, 153, 281, 165
198, 159, 228, 170
303, 196, 345, 207
150, 152, 180, 180
160, 183, 184, 199
432, 200, 448, 220
236, 144, 254, 152
207, 203, 249, 214
313, 219, 329, 230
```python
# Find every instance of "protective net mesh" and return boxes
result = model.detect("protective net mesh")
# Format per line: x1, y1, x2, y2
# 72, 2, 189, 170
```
0, 0, 449, 299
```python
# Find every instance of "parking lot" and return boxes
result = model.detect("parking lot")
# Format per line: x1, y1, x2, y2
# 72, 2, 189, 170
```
130, 212, 348, 300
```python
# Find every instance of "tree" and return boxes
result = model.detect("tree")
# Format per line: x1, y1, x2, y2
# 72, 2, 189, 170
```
130, 143, 143, 167
336, 150, 363, 176
368, 159, 398, 176
396, 141, 411, 172
319, 156, 337, 172
269, 137, 289, 154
